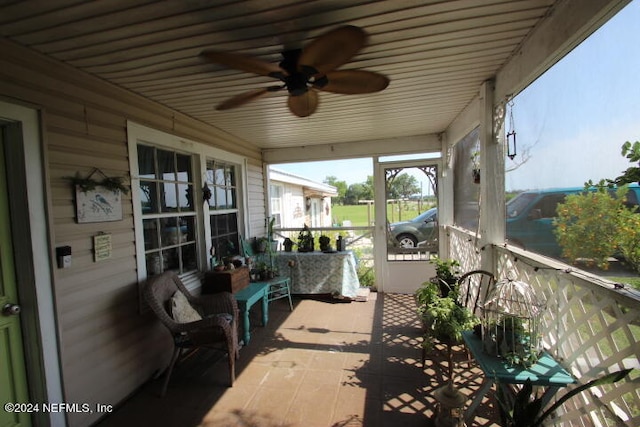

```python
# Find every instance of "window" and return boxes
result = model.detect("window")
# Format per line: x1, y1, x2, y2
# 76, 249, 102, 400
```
270, 184, 283, 227
206, 159, 240, 260
129, 123, 247, 284
137, 144, 198, 276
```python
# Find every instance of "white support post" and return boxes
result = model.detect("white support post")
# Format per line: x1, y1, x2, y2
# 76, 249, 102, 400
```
478, 80, 506, 272
439, 133, 454, 259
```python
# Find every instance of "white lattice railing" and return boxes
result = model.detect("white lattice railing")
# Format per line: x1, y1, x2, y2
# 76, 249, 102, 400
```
450, 227, 640, 427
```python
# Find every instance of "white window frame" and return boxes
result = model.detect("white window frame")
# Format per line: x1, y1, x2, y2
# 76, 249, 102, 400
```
205, 158, 242, 263
127, 122, 248, 284
269, 183, 284, 227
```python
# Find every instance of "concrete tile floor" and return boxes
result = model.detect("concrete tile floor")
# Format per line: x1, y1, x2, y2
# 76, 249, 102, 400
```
95, 292, 500, 427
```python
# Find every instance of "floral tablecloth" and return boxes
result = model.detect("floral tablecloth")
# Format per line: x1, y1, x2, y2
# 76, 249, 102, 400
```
275, 251, 360, 298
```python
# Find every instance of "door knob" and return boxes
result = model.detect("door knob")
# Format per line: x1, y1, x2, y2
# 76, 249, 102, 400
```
2, 303, 21, 316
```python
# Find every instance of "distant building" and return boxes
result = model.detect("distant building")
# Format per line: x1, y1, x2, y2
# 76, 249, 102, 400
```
269, 168, 338, 229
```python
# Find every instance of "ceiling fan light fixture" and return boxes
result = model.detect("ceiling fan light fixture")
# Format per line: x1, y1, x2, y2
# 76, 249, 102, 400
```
202, 25, 390, 117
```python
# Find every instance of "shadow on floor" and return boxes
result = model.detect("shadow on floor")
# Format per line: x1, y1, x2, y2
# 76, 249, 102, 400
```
94, 293, 500, 427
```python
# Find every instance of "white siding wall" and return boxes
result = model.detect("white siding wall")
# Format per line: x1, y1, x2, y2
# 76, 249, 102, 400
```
247, 161, 267, 238
282, 183, 306, 229
1, 40, 263, 427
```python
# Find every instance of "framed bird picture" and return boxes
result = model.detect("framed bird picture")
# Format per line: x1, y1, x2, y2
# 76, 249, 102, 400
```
75, 185, 123, 223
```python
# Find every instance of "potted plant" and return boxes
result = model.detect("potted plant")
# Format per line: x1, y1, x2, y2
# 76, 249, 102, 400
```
416, 280, 479, 425
430, 257, 461, 297
297, 224, 314, 252
254, 237, 269, 253
319, 235, 331, 251
471, 150, 480, 183
267, 216, 278, 252
497, 369, 632, 427
283, 237, 295, 252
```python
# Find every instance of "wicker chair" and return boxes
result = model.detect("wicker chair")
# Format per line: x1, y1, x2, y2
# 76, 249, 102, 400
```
144, 271, 239, 396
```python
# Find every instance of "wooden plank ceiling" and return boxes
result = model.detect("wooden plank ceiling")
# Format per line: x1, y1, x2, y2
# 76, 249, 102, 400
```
0, 0, 557, 151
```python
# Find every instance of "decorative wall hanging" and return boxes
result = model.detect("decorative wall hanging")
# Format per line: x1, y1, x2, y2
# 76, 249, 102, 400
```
93, 232, 112, 262
66, 169, 128, 223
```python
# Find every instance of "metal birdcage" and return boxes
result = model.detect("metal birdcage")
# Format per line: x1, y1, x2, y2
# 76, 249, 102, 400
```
480, 277, 546, 367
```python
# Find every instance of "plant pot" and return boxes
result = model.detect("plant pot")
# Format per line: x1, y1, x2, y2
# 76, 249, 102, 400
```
255, 238, 268, 253
283, 238, 294, 252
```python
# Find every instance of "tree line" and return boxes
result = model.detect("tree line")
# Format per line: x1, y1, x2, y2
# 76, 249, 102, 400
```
324, 173, 423, 205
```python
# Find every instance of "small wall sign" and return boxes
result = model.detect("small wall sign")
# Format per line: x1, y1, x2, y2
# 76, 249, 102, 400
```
93, 233, 112, 262
76, 186, 123, 223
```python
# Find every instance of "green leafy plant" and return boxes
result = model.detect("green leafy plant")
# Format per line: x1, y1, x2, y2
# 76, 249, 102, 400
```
430, 257, 461, 296
554, 185, 631, 269
297, 224, 314, 252
416, 280, 478, 351
416, 280, 441, 310
65, 171, 129, 194
609, 141, 640, 186
417, 279, 478, 381
497, 369, 633, 427
422, 294, 478, 346
617, 208, 640, 273
356, 264, 375, 287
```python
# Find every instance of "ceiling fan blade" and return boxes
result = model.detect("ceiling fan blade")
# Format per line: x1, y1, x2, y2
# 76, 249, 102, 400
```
288, 90, 319, 117
317, 70, 390, 94
216, 87, 276, 110
201, 50, 284, 77
298, 25, 367, 75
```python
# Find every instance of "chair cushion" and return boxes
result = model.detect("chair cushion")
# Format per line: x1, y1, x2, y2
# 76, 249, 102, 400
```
170, 290, 202, 323
215, 313, 233, 325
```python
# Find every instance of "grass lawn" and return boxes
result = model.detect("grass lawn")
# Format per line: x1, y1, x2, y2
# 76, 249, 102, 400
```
332, 202, 433, 226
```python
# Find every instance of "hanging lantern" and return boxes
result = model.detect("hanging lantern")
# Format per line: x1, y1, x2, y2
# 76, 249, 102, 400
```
480, 277, 545, 367
433, 382, 467, 427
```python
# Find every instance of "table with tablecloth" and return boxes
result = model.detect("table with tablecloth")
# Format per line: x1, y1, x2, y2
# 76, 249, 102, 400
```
275, 251, 360, 298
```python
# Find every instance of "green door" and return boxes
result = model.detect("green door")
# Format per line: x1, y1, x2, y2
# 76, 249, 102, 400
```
0, 124, 31, 426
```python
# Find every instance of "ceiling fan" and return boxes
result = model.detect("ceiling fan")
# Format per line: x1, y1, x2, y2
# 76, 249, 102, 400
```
200, 25, 389, 117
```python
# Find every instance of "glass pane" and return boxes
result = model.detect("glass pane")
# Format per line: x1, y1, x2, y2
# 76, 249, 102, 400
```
178, 183, 194, 211
145, 252, 163, 276
181, 244, 197, 272
214, 164, 225, 186
179, 216, 195, 243
163, 247, 180, 272
143, 218, 159, 250
160, 182, 178, 212
205, 160, 215, 184
176, 154, 192, 183
225, 165, 234, 186
160, 217, 179, 246
453, 128, 480, 231
157, 149, 175, 181
214, 213, 230, 235
215, 186, 227, 208
224, 188, 235, 209
386, 165, 438, 261
138, 145, 155, 179
139, 181, 158, 214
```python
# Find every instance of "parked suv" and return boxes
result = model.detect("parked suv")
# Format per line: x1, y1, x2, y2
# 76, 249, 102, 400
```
389, 184, 640, 258
389, 207, 438, 251
506, 184, 640, 258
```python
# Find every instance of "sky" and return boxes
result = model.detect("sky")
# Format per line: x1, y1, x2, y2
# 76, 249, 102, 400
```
273, 1, 640, 193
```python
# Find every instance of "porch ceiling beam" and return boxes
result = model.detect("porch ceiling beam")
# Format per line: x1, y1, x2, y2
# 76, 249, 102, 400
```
495, 0, 630, 102
444, 95, 480, 147
262, 134, 441, 164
